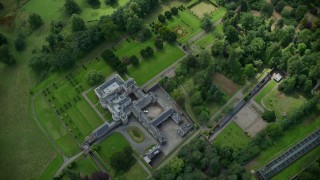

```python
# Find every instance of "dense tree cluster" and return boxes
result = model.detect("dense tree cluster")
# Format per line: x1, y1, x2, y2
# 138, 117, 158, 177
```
154, 138, 252, 179
110, 146, 136, 173
101, 49, 127, 74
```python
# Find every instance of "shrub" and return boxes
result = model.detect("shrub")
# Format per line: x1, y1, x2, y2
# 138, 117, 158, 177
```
164, 11, 172, 19
158, 14, 166, 23
105, 0, 117, 5
0, 33, 8, 46
171, 7, 178, 15
14, 36, 26, 51
262, 110, 276, 122
130, 55, 139, 66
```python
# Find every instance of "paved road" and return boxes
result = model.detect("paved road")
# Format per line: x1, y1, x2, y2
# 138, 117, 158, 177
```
54, 151, 84, 177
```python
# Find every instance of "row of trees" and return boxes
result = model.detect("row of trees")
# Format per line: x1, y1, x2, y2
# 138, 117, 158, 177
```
101, 49, 127, 74
157, 7, 179, 23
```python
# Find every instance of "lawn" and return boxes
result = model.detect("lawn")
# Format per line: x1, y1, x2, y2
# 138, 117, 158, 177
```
166, 10, 202, 43
254, 80, 277, 106
262, 86, 307, 119
127, 126, 145, 143
272, 146, 320, 179
113, 38, 184, 85
120, 162, 148, 180
246, 113, 320, 170
213, 122, 250, 149
196, 24, 223, 49
190, 1, 218, 19
71, 156, 99, 176
98, 132, 130, 162
210, 8, 227, 22
40, 155, 64, 180
87, 88, 99, 105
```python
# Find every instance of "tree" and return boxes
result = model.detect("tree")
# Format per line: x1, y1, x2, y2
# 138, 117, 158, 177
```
244, 64, 256, 77
87, 70, 104, 86
0, 2, 4, 11
211, 38, 225, 56
0, 33, 8, 46
158, 14, 166, 23
154, 38, 163, 49
164, 11, 172, 19
52, 48, 75, 70
165, 31, 177, 43
64, 0, 80, 16
240, 13, 254, 31
137, 28, 152, 42
171, 89, 184, 105
295, 5, 308, 21
260, 3, 274, 18
0, 45, 16, 65
130, 55, 139, 66
168, 157, 184, 174
91, 171, 110, 180
275, 1, 286, 13
224, 25, 239, 43
278, 77, 296, 94
28, 13, 43, 29
280, 26, 295, 47
71, 15, 85, 32
126, 15, 142, 34
105, 0, 117, 5
266, 123, 283, 140
28, 54, 50, 73
98, 16, 117, 40
14, 36, 26, 51
201, 14, 212, 31
110, 146, 135, 172
262, 110, 276, 122
171, 7, 178, 15
86, 0, 100, 7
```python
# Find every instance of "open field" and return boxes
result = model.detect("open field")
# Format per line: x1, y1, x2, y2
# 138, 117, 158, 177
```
246, 112, 320, 170
272, 146, 320, 179
120, 162, 148, 180
213, 73, 239, 97
22, 0, 129, 22
40, 155, 63, 180
98, 132, 130, 162
113, 39, 184, 85
262, 86, 307, 119
254, 80, 277, 106
190, 1, 218, 19
213, 121, 250, 149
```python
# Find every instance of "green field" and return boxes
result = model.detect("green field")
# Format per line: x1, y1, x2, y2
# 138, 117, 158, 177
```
214, 122, 250, 149
120, 162, 148, 180
254, 80, 277, 106
246, 113, 320, 170
40, 155, 64, 180
262, 86, 307, 119
272, 146, 320, 179
113, 38, 184, 85
98, 132, 130, 162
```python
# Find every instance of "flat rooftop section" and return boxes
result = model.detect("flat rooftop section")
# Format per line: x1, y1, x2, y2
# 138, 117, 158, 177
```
103, 82, 120, 94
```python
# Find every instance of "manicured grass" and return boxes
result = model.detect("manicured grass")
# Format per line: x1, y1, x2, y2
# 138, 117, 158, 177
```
166, 10, 202, 43
246, 113, 320, 170
213, 122, 250, 149
127, 126, 145, 143
40, 155, 64, 180
98, 132, 130, 162
120, 162, 148, 180
210, 8, 227, 22
87, 88, 99, 105
272, 146, 320, 180
254, 80, 277, 106
113, 38, 184, 85
190, 1, 218, 19
195, 24, 223, 49
71, 156, 99, 176
262, 86, 307, 119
